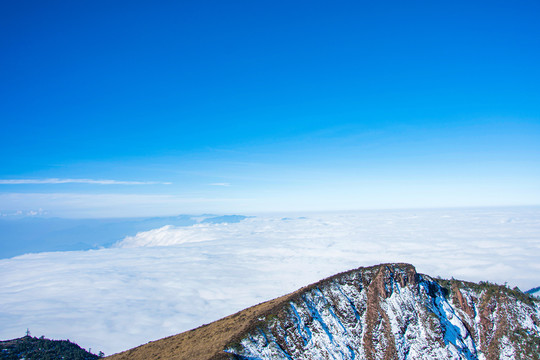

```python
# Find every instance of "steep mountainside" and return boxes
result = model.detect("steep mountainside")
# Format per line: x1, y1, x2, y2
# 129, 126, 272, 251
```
107, 263, 540, 360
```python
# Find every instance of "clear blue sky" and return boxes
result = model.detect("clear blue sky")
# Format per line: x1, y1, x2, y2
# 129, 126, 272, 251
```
1, 0, 539, 217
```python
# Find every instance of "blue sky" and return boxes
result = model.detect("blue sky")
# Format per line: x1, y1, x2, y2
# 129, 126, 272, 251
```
1, 0, 539, 217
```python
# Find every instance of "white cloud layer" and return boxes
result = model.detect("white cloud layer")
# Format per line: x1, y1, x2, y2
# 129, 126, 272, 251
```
0, 207, 539, 356
0, 178, 171, 185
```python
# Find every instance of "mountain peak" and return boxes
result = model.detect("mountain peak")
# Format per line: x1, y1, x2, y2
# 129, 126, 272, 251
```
107, 263, 540, 360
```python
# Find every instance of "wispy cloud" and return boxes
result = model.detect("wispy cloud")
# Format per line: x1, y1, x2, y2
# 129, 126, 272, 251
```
0, 178, 172, 185
0, 192, 253, 218
209, 182, 231, 187
0, 208, 47, 217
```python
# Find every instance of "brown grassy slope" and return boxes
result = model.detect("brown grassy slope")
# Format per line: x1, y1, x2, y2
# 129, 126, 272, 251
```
105, 291, 297, 360
105, 263, 413, 360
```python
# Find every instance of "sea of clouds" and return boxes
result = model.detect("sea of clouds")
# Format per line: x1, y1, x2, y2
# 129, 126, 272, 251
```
0, 207, 539, 355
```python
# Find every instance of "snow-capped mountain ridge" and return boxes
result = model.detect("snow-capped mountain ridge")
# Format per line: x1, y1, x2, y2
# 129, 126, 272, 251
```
108, 263, 540, 360
226, 264, 540, 359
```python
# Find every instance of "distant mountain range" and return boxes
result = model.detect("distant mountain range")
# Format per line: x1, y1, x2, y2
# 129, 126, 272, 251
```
106, 263, 540, 359
527, 286, 540, 299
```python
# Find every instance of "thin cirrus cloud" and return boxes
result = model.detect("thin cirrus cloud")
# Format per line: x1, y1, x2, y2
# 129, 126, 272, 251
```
0, 178, 172, 185
209, 182, 231, 186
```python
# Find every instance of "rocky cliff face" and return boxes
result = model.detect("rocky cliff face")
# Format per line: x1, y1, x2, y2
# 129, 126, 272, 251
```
225, 264, 539, 360
107, 263, 540, 360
